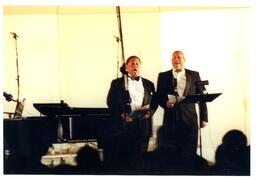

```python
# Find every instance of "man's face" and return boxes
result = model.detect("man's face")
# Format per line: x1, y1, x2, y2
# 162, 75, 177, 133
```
172, 52, 185, 70
126, 58, 141, 77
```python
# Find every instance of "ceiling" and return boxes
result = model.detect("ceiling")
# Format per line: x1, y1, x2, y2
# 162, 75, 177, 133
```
4, 6, 249, 15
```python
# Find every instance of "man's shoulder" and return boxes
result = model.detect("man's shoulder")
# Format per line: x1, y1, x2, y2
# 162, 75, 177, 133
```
141, 77, 154, 85
110, 77, 123, 85
112, 77, 123, 81
185, 69, 199, 75
159, 70, 171, 76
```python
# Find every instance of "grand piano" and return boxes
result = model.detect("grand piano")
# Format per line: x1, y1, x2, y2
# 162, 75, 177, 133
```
4, 101, 111, 158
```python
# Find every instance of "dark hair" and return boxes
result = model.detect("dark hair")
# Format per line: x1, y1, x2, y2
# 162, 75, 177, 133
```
125, 55, 141, 64
222, 129, 247, 148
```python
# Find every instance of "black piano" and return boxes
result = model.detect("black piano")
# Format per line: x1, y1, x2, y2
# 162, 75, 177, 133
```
4, 102, 111, 160
32, 102, 110, 143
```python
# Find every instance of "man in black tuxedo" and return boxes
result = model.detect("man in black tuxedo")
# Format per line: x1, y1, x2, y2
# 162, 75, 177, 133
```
105, 56, 158, 168
156, 50, 208, 159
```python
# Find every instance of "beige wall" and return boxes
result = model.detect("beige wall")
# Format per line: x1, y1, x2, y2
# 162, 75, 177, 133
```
3, 7, 161, 115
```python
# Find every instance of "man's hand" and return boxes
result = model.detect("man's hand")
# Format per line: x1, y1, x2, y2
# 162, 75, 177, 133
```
166, 100, 175, 108
142, 110, 150, 120
200, 121, 207, 128
121, 113, 133, 123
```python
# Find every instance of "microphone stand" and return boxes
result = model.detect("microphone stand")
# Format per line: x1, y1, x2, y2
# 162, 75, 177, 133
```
10, 32, 20, 102
3, 92, 17, 102
116, 6, 131, 115
8, 32, 26, 119
195, 80, 209, 157
114, 35, 120, 78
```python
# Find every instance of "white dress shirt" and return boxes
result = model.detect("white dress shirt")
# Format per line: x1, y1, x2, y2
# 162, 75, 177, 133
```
172, 69, 186, 97
128, 77, 144, 111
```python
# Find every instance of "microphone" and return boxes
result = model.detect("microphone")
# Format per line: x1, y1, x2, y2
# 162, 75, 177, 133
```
114, 35, 120, 42
10, 32, 19, 38
169, 78, 184, 103
3, 92, 14, 102
195, 80, 209, 86
195, 80, 209, 95
120, 63, 128, 75
172, 78, 178, 96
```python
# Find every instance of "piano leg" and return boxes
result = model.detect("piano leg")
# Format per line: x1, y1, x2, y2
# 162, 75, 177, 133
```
57, 119, 63, 142
69, 117, 73, 140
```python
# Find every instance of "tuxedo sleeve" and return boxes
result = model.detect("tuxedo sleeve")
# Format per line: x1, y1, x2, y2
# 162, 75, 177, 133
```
195, 72, 208, 122
156, 73, 169, 109
149, 81, 158, 113
107, 80, 120, 114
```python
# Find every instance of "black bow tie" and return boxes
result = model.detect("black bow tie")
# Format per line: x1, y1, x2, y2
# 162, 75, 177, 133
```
174, 69, 182, 73
129, 76, 140, 81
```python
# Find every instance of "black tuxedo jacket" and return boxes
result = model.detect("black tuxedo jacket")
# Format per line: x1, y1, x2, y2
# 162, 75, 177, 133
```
156, 69, 208, 155
157, 69, 208, 129
107, 76, 158, 137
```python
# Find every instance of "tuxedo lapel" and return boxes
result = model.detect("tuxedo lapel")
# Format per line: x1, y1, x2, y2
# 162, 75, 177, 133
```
166, 70, 173, 94
141, 78, 151, 106
183, 69, 192, 96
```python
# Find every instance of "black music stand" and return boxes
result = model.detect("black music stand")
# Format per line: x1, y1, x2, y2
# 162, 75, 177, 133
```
33, 101, 73, 142
181, 93, 221, 104
33, 102, 71, 116
181, 93, 222, 157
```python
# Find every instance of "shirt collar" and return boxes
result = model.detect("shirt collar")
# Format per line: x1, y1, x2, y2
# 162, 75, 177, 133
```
172, 68, 185, 77
128, 75, 140, 81
173, 68, 184, 73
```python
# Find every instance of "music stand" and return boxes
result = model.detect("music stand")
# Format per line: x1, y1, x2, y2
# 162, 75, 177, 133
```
181, 93, 222, 156
33, 102, 71, 116
33, 101, 73, 142
181, 93, 221, 104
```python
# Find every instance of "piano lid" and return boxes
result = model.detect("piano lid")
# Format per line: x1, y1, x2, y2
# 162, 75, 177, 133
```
71, 107, 109, 115
33, 102, 109, 116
